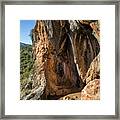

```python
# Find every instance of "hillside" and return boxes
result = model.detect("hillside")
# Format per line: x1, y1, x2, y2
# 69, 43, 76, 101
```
20, 42, 33, 99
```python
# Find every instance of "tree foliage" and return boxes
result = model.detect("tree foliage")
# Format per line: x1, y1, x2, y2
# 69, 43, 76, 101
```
20, 42, 33, 99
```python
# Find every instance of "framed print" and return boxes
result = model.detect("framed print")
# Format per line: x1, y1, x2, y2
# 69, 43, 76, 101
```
0, 0, 119, 119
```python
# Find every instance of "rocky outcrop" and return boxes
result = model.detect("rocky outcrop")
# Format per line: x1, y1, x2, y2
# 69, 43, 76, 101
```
59, 54, 100, 100
59, 21, 100, 100
84, 54, 100, 84
59, 79, 100, 100
80, 79, 100, 100
23, 20, 100, 100
70, 20, 100, 80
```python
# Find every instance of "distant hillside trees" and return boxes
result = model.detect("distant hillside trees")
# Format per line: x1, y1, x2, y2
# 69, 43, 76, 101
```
20, 42, 33, 99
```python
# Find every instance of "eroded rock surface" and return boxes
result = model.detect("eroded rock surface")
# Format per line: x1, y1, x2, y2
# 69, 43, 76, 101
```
84, 54, 100, 84
60, 79, 100, 100
59, 53, 100, 100
23, 20, 100, 100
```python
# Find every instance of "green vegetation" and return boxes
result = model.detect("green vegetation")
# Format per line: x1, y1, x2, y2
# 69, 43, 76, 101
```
20, 42, 33, 99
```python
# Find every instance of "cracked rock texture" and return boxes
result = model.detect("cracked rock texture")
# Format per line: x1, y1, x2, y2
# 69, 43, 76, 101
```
24, 20, 100, 100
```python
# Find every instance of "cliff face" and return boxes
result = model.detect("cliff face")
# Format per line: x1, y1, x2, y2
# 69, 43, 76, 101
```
24, 20, 100, 100
59, 54, 100, 100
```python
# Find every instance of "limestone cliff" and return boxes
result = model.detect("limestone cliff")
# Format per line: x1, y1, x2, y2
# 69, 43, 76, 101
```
24, 20, 100, 100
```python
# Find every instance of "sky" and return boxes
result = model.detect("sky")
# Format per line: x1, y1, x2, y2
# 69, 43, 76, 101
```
20, 20, 36, 45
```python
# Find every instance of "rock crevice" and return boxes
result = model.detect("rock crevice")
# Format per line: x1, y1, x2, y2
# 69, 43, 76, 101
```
24, 20, 100, 100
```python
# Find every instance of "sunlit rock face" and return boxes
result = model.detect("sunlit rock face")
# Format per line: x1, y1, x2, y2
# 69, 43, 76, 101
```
69, 20, 100, 80
59, 79, 100, 100
28, 20, 100, 100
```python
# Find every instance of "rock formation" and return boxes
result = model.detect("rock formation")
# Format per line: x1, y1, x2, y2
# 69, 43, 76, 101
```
59, 54, 100, 100
23, 20, 100, 100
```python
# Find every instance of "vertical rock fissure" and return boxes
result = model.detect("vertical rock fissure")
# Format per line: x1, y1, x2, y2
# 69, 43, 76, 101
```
67, 32, 81, 78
